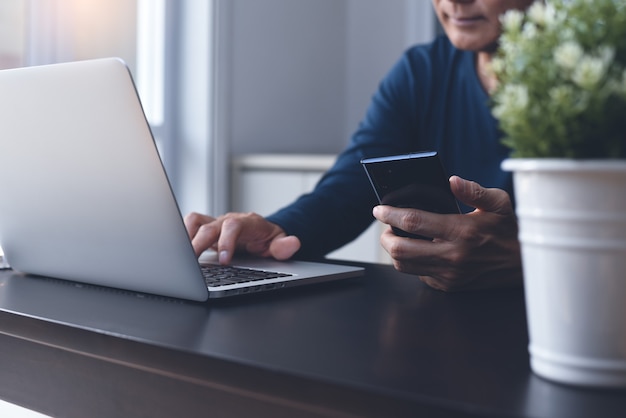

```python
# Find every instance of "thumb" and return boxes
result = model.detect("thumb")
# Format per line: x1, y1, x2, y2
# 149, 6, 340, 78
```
449, 175, 513, 215
268, 235, 301, 260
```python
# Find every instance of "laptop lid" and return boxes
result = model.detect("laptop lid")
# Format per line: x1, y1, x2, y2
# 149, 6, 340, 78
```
0, 58, 363, 302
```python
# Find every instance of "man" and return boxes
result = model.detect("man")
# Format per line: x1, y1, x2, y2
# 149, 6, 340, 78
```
185, 0, 534, 291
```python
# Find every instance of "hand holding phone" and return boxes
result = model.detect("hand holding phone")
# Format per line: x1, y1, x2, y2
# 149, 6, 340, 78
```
361, 151, 460, 239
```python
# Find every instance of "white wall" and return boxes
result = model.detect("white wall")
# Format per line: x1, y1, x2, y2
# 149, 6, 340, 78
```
226, 0, 436, 157
345, 0, 436, 142
229, 0, 348, 155
0, 1, 25, 69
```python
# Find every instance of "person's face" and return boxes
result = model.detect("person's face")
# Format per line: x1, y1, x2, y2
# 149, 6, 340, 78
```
432, 0, 534, 52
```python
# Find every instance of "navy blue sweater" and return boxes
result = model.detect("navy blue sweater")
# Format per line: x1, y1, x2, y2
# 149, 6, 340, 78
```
266, 36, 513, 258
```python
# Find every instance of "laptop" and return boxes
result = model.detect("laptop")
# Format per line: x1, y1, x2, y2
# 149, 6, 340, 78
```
0, 58, 363, 302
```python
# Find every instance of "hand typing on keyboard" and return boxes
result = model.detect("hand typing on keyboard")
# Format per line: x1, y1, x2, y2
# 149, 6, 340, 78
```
184, 212, 301, 265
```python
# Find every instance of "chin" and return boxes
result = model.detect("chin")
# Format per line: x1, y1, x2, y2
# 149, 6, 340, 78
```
448, 33, 499, 53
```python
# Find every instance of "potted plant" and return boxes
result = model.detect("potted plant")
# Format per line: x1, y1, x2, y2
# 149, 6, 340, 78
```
491, 0, 626, 388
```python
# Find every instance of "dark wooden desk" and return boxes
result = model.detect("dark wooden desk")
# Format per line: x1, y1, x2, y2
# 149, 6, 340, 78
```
0, 263, 623, 417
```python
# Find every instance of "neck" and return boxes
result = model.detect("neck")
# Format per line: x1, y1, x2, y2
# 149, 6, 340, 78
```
476, 51, 498, 94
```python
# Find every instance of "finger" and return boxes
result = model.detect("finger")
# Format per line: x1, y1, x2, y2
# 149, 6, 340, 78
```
268, 235, 302, 260
379, 227, 451, 264
378, 228, 473, 290
449, 176, 513, 215
184, 212, 216, 239
373, 205, 461, 241
190, 220, 222, 257
215, 217, 244, 264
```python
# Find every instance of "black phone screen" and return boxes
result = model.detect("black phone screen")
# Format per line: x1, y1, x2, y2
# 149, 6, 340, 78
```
361, 151, 460, 238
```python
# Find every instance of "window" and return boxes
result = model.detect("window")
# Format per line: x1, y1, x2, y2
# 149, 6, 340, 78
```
0, 0, 223, 216
0, 0, 26, 69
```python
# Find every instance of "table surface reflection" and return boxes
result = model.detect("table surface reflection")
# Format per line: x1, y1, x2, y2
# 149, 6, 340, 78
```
0, 262, 624, 417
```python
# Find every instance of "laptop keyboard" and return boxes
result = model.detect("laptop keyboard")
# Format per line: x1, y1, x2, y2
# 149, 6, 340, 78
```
201, 264, 293, 287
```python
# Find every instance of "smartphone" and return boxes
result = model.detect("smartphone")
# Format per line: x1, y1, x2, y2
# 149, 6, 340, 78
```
361, 151, 460, 239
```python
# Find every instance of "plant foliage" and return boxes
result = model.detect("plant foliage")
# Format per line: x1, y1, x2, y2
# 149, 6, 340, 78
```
491, 0, 626, 158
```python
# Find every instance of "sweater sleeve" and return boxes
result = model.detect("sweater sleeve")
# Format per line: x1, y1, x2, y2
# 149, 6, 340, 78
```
265, 47, 428, 259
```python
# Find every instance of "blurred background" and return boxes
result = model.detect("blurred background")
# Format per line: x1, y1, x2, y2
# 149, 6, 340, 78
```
0, 0, 438, 262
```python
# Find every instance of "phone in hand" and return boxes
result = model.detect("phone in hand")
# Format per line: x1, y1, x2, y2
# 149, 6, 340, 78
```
361, 151, 460, 239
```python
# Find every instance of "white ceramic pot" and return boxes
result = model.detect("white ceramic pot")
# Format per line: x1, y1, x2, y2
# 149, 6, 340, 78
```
502, 158, 626, 388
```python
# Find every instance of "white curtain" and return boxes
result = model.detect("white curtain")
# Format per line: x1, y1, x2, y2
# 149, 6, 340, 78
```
22, 0, 225, 216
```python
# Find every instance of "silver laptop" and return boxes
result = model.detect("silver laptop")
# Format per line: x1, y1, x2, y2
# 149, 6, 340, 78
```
0, 58, 363, 301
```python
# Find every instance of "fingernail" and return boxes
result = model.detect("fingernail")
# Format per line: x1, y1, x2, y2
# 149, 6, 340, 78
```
219, 250, 229, 264
450, 175, 464, 193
